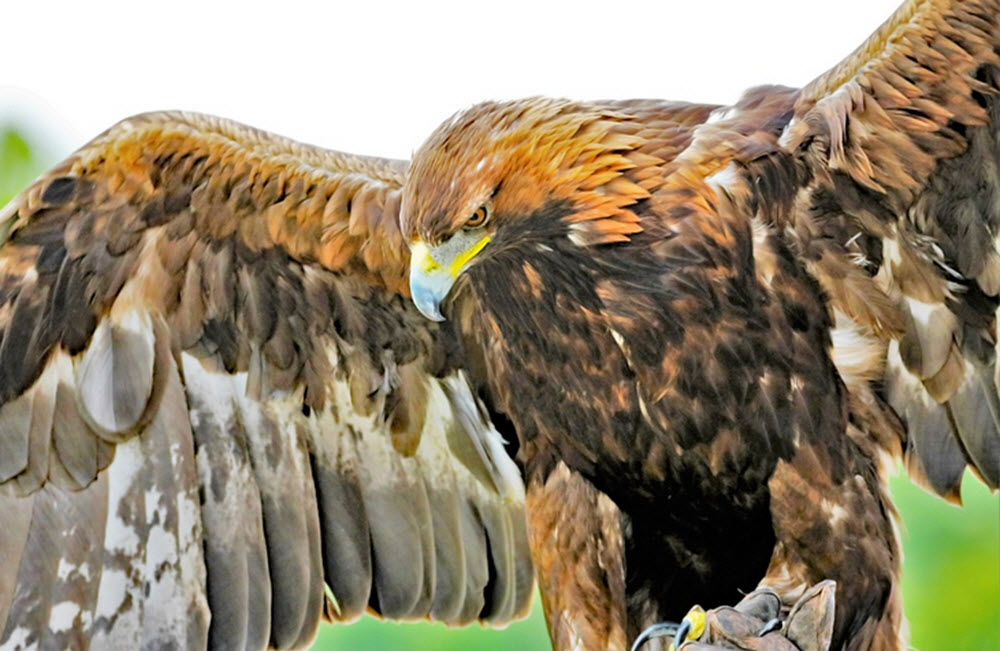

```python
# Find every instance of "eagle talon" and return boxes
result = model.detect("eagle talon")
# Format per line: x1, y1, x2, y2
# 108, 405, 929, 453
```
631, 605, 706, 651
672, 618, 693, 650
630, 621, 681, 651
757, 617, 782, 636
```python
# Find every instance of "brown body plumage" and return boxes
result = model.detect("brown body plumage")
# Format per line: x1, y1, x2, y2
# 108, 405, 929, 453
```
2, 1, 999, 649
404, 92, 902, 649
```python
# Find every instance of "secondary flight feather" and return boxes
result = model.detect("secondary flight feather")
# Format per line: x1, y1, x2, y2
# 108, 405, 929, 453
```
1, 1, 998, 649
0, 114, 532, 649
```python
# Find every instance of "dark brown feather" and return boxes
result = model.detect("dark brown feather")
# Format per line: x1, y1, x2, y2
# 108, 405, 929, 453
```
395, 4, 1000, 650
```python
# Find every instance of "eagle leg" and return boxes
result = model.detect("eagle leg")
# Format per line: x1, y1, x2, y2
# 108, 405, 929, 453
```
761, 448, 902, 649
525, 462, 630, 650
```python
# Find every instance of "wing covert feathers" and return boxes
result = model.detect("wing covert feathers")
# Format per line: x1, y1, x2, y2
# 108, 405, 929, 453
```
779, 0, 1000, 500
0, 112, 532, 649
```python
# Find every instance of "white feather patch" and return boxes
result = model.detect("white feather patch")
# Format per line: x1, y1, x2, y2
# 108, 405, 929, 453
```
705, 106, 738, 125
829, 308, 885, 389
705, 162, 742, 195
48, 601, 82, 634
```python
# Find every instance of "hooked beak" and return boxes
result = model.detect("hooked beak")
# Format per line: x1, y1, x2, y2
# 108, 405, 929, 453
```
409, 241, 451, 321
408, 232, 491, 321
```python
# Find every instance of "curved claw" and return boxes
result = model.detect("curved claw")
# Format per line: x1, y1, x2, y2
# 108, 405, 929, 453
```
757, 617, 782, 636
630, 621, 681, 651
673, 619, 693, 650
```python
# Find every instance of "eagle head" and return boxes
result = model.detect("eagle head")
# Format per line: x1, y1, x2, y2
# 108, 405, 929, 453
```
402, 98, 652, 321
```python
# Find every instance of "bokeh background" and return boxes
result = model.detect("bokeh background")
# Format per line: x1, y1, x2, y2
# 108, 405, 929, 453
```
2, 0, 997, 648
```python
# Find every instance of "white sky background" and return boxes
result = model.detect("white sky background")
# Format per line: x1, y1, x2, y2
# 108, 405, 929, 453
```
1, 0, 902, 161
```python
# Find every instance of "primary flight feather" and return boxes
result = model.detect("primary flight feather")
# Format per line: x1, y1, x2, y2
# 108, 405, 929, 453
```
2, 1, 999, 650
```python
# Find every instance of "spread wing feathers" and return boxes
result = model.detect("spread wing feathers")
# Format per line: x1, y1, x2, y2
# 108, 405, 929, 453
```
0, 112, 532, 650
780, 0, 1000, 501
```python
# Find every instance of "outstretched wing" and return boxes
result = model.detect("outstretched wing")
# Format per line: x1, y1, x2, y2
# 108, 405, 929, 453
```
780, 0, 1000, 500
0, 112, 532, 650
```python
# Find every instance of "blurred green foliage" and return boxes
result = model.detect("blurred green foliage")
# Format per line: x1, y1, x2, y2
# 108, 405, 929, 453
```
1, 127, 996, 651
0, 127, 45, 203
891, 473, 999, 650
313, 598, 551, 651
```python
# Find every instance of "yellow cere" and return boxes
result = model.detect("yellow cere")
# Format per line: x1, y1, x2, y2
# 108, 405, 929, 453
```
447, 234, 491, 278
411, 241, 442, 274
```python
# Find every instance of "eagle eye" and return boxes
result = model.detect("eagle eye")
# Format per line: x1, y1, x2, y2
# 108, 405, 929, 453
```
464, 205, 490, 230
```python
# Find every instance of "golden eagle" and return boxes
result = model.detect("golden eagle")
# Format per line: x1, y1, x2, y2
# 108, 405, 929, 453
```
1, 1, 998, 649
